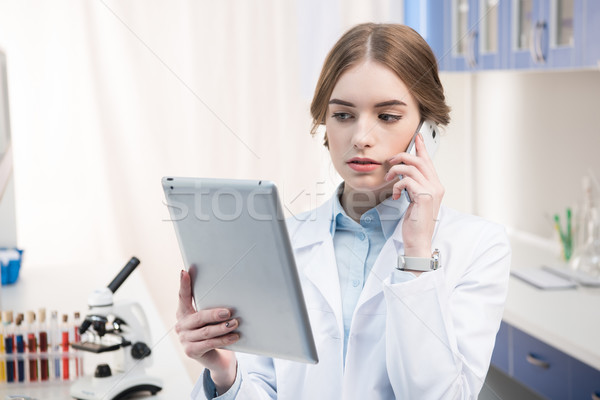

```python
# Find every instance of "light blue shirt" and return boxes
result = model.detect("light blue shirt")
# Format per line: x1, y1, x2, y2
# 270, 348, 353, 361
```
330, 185, 410, 364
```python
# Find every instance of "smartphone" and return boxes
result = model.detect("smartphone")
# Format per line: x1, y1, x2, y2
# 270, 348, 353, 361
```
399, 119, 440, 201
405, 119, 440, 158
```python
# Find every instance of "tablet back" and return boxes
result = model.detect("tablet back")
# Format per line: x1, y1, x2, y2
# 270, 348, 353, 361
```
163, 177, 318, 364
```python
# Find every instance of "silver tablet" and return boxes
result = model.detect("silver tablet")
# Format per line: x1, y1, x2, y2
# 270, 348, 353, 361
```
162, 177, 318, 364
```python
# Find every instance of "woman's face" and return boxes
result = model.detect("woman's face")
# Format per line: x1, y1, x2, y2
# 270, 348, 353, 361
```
326, 60, 421, 201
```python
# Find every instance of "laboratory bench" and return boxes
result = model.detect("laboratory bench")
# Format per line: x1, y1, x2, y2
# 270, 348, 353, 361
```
0, 261, 193, 399
490, 232, 600, 399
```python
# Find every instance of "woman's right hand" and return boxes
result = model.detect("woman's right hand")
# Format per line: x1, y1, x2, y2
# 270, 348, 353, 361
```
176, 270, 240, 393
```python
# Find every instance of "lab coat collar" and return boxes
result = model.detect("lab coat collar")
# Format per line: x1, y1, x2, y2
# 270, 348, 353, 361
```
287, 196, 335, 250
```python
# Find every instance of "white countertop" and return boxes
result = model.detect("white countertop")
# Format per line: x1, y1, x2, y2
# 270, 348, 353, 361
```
505, 232, 600, 370
0, 261, 194, 399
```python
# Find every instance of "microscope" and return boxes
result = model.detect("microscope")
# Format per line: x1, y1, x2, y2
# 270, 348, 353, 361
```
70, 257, 163, 400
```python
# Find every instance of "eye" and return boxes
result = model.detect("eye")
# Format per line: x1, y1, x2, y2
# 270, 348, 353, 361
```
379, 114, 402, 122
331, 112, 354, 121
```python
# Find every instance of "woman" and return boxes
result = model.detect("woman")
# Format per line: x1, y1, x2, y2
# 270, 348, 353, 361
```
176, 23, 510, 399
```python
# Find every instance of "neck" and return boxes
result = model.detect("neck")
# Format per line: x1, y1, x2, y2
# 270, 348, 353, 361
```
340, 183, 393, 223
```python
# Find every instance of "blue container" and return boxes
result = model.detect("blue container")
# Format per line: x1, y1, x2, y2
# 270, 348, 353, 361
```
0, 247, 23, 285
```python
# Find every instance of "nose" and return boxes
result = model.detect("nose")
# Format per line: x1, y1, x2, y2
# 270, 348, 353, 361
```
352, 119, 377, 149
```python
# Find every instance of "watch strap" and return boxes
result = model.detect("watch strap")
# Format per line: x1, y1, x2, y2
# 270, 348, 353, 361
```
397, 249, 441, 272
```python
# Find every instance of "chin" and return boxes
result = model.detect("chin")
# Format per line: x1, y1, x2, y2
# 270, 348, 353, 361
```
343, 177, 393, 196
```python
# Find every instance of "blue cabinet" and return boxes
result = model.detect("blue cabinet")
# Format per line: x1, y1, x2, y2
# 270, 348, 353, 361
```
410, 0, 598, 70
512, 326, 570, 399
570, 357, 600, 400
490, 321, 600, 400
508, 0, 583, 69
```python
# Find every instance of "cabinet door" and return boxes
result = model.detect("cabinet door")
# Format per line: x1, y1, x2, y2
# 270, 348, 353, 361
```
490, 320, 511, 374
581, 0, 600, 67
570, 357, 600, 400
512, 327, 570, 399
443, 0, 479, 70
509, 0, 547, 68
478, 0, 506, 69
545, 0, 581, 68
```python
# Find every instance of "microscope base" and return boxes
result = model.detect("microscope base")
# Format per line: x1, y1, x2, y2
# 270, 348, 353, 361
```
70, 372, 162, 400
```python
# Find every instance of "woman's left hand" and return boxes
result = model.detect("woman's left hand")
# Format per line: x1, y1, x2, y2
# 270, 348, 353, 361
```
384, 133, 444, 261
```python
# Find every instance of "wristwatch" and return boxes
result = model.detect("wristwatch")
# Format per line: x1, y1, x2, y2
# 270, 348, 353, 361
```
397, 249, 442, 272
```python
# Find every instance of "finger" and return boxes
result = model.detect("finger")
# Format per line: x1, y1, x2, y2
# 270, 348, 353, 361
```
182, 333, 241, 360
415, 133, 432, 160
177, 270, 196, 319
179, 318, 239, 343
391, 176, 433, 201
176, 308, 233, 332
391, 176, 414, 200
384, 164, 424, 183
389, 151, 438, 183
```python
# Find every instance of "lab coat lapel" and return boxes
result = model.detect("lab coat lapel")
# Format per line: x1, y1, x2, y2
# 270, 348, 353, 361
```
290, 198, 343, 320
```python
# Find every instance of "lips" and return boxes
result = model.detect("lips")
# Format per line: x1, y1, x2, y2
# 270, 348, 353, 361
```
347, 157, 381, 172
347, 157, 381, 165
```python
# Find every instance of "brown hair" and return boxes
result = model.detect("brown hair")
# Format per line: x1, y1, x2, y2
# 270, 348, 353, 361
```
310, 23, 450, 147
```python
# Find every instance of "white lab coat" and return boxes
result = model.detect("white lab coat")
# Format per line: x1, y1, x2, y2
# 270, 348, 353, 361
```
193, 195, 511, 400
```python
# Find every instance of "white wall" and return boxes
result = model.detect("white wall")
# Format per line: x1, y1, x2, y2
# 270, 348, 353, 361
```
471, 70, 600, 238
0, 0, 403, 382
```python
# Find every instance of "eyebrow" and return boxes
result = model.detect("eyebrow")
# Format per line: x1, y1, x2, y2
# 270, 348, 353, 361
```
328, 99, 407, 107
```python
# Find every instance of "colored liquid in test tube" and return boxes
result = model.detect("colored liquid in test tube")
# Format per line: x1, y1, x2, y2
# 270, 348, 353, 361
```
38, 308, 49, 381
61, 314, 69, 380
15, 313, 25, 382
26, 311, 38, 382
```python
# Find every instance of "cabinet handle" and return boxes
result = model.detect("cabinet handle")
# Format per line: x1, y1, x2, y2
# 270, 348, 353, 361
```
535, 21, 546, 63
592, 392, 600, 400
528, 24, 537, 62
526, 353, 550, 369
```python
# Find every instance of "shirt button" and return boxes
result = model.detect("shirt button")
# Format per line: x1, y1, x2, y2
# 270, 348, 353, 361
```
352, 279, 360, 287
358, 232, 366, 241
364, 216, 372, 224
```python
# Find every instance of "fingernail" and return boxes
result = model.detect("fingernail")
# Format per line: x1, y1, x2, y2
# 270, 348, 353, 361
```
180, 270, 184, 280
418, 133, 424, 142
218, 310, 230, 319
225, 319, 237, 329
228, 334, 239, 342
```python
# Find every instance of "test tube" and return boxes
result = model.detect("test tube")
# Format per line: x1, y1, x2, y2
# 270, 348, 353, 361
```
15, 313, 25, 382
61, 314, 69, 380
73, 311, 83, 377
26, 311, 38, 382
38, 308, 49, 381
0, 311, 5, 383
2, 311, 14, 383
50, 310, 60, 380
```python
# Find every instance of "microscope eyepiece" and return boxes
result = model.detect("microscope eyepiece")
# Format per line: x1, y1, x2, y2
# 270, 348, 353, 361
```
107, 257, 140, 293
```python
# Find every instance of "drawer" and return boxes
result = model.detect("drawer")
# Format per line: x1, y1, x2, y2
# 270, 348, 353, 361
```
570, 357, 600, 400
490, 320, 510, 374
512, 327, 570, 400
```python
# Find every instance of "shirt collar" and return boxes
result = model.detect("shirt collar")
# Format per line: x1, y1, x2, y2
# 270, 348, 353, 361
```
329, 183, 410, 240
